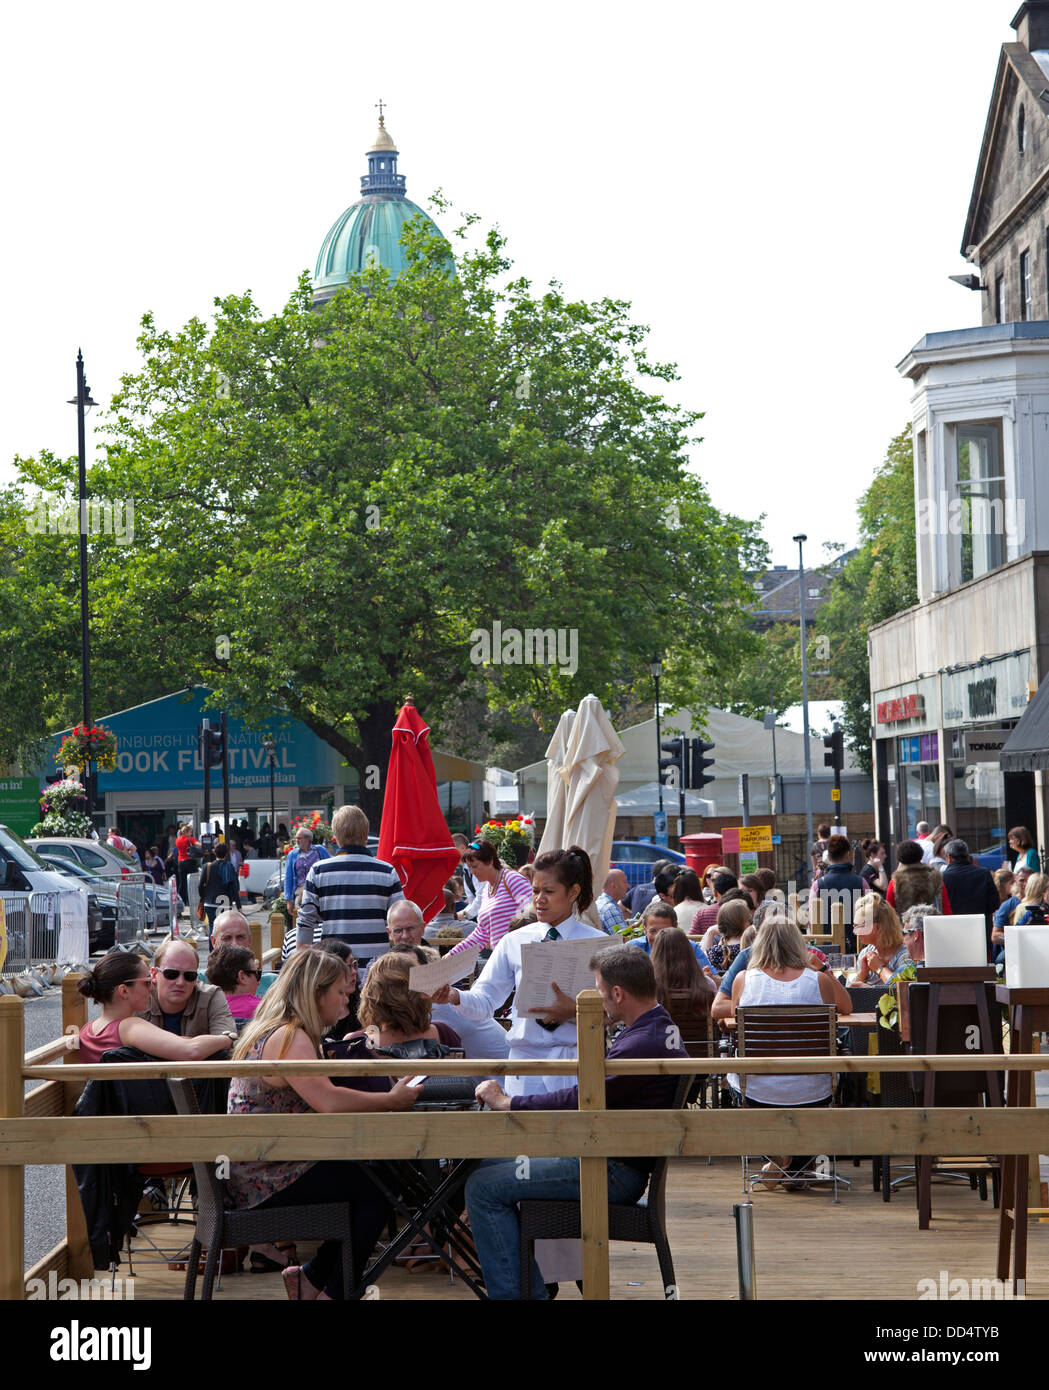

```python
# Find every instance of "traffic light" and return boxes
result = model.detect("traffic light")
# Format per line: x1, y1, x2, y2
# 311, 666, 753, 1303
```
659, 735, 686, 789
824, 725, 844, 773
690, 737, 716, 790
199, 719, 225, 769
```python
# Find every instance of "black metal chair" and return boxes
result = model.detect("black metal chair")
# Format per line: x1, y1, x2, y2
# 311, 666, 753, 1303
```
168, 1078, 356, 1301
517, 1076, 690, 1300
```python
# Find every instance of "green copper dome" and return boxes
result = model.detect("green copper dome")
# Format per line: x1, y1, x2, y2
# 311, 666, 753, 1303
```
312, 112, 446, 306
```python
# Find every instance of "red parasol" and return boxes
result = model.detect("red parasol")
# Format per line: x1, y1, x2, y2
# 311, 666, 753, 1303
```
377, 698, 462, 922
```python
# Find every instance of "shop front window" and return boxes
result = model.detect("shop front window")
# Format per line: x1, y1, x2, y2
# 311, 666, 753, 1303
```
898, 734, 940, 838
951, 759, 1006, 856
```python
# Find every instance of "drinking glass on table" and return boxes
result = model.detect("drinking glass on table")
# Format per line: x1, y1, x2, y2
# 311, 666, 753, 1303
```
839, 955, 857, 978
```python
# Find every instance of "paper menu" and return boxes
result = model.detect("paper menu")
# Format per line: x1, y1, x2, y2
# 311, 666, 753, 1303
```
408, 947, 480, 995
516, 937, 613, 1013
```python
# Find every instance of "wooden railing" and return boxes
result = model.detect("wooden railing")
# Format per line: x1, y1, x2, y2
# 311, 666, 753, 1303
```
3, 982, 1049, 1301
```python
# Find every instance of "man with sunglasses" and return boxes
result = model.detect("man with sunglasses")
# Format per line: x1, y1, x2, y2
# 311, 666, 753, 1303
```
135, 934, 236, 1040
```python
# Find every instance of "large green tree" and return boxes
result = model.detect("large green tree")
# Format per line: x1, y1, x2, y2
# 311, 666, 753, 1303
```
3, 208, 765, 813
819, 426, 917, 771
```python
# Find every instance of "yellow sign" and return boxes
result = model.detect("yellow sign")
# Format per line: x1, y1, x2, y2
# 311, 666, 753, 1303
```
831, 788, 841, 801
737, 825, 773, 852
0, 898, 6, 974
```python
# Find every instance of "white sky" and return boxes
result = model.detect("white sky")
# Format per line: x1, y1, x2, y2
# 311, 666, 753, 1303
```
0, 0, 1014, 566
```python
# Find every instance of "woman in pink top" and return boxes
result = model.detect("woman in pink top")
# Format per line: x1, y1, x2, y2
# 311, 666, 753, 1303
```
205, 945, 263, 1022
76, 952, 235, 1062
449, 838, 532, 955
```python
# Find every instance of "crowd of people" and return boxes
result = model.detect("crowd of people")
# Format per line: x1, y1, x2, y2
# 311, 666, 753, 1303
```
69, 812, 1045, 1300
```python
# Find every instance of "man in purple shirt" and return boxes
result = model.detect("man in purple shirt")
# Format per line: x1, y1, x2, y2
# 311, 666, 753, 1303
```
466, 944, 687, 1300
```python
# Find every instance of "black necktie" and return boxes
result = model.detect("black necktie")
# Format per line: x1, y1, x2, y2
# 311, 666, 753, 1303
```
544, 926, 561, 941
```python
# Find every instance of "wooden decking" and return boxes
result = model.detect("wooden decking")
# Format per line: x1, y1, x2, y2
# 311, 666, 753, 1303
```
117, 1154, 1045, 1301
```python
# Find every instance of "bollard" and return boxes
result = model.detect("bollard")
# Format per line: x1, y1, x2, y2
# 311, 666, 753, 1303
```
734, 1201, 757, 1300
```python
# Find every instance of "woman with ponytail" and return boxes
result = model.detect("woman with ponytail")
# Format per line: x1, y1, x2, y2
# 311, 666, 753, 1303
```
76, 952, 234, 1063
432, 845, 610, 1098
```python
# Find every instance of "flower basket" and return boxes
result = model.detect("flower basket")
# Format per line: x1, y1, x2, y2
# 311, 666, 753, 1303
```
290, 811, 332, 846
476, 816, 535, 867
56, 723, 118, 773
29, 775, 93, 838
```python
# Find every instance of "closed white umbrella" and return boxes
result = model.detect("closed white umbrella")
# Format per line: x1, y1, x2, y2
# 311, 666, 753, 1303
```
537, 709, 576, 858
554, 694, 625, 927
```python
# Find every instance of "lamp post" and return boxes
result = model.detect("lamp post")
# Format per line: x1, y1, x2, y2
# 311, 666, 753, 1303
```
69, 351, 97, 819
263, 738, 277, 829
650, 654, 664, 814
793, 534, 815, 872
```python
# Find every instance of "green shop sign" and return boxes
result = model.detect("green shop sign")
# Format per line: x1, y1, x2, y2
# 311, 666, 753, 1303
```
0, 777, 41, 836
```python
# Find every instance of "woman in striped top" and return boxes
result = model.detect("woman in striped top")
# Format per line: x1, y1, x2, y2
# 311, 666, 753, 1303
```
449, 838, 533, 956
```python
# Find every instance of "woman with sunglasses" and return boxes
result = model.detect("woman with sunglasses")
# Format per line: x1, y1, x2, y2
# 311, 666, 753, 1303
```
134, 934, 237, 1038
447, 838, 533, 957
76, 950, 235, 1063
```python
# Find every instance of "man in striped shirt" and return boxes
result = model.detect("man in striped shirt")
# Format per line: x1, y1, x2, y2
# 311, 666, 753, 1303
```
285, 805, 404, 964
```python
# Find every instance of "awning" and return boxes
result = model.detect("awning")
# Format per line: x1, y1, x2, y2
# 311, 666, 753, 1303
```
1000, 676, 1049, 772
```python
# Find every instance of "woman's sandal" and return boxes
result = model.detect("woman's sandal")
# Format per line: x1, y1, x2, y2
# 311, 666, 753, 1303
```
249, 1242, 297, 1273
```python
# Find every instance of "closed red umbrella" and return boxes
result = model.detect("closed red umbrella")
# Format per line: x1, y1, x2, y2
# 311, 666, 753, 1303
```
378, 698, 461, 922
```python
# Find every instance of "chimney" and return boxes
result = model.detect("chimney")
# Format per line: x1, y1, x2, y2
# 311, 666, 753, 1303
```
1012, 1, 1049, 50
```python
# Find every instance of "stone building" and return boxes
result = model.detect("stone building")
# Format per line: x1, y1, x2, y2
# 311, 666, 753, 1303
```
964, 3, 1049, 324
869, 6, 1049, 857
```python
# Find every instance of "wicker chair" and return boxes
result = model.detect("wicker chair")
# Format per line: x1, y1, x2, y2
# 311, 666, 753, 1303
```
168, 1078, 356, 1301
517, 1075, 691, 1300
734, 1004, 845, 1200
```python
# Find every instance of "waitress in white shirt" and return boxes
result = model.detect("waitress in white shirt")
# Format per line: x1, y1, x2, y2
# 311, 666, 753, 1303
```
431, 845, 607, 1098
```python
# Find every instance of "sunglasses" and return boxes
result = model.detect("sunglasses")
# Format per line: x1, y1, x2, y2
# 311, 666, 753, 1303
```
158, 968, 199, 982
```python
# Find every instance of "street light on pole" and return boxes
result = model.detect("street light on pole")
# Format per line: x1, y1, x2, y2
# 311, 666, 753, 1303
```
68, 351, 97, 821
263, 737, 277, 829
650, 654, 664, 814
793, 533, 815, 874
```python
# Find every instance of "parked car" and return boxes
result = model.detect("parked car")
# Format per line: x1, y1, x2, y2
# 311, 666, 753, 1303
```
27, 837, 141, 879
34, 853, 118, 954
974, 842, 1009, 872
608, 840, 687, 889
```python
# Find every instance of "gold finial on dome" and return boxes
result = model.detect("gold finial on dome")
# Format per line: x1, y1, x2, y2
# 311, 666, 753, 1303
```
368, 98, 398, 153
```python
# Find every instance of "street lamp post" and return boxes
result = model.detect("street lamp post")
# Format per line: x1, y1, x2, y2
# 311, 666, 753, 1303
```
69, 351, 97, 819
793, 533, 815, 874
650, 655, 664, 814
263, 738, 277, 829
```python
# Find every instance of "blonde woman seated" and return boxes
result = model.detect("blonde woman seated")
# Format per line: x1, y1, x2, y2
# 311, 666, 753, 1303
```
850, 897, 909, 985
229, 948, 418, 1301
727, 914, 851, 1187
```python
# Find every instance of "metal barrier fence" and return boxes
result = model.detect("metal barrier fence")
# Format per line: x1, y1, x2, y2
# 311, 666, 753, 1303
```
113, 872, 149, 945
1, 892, 84, 974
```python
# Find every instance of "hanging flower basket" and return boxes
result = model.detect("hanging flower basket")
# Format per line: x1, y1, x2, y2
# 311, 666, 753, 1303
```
56, 723, 118, 773
477, 816, 535, 867
30, 775, 93, 838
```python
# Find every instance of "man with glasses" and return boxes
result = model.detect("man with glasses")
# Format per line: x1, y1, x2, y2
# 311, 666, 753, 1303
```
379, 899, 512, 1061
135, 934, 236, 1039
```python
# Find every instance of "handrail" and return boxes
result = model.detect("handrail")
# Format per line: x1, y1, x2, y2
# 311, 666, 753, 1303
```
20, 1053, 1049, 1081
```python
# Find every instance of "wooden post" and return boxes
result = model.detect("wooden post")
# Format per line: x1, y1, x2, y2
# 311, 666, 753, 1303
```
810, 894, 822, 930
269, 912, 285, 955
0, 995, 25, 1300
62, 974, 93, 1279
576, 989, 609, 1302
830, 900, 845, 951
250, 920, 263, 967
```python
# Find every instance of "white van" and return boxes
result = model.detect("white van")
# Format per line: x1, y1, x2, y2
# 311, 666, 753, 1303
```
0, 824, 90, 966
